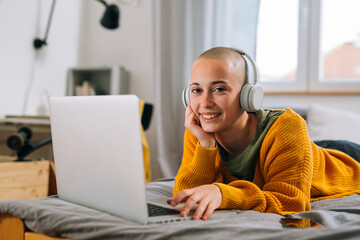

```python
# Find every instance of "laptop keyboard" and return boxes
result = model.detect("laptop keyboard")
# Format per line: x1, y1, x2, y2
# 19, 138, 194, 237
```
147, 203, 180, 217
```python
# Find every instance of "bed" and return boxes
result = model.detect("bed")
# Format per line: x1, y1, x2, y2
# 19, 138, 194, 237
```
1, 104, 360, 240
1, 180, 360, 240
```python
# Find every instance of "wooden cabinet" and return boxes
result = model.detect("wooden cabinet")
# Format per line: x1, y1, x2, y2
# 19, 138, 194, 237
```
0, 156, 57, 201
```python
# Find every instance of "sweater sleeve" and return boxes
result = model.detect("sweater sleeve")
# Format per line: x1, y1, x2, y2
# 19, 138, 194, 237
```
173, 129, 223, 197
214, 109, 313, 215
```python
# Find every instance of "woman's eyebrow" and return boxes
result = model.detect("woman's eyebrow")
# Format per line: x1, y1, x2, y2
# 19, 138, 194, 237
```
210, 80, 228, 85
189, 80, 229, 86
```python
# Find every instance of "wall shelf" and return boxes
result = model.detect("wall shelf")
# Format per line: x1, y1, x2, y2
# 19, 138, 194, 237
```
66, 66, 130, 96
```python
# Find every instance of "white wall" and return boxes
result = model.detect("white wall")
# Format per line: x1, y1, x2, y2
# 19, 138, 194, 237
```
0, 0, 82, 115
77, 0, 155, 103
76, 0, 161, 180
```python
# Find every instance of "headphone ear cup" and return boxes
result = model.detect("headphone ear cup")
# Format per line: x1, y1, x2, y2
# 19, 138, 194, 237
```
240, 83, 252, 112
182, 86, 190, 107
240, 83, 264, 112
248, 84, 264, 112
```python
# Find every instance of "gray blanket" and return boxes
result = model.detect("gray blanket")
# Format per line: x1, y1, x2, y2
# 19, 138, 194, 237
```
1, 180, 360, 240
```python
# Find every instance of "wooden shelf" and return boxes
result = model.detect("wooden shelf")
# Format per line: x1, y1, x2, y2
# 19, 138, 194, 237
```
67, 66, 129, 96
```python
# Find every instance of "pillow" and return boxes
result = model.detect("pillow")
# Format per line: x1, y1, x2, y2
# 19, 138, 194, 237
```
307, 104, 360, 145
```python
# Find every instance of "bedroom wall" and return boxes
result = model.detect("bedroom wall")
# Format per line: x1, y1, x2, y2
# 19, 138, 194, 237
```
76, 0, 161, 180
77, 1, 156, 104
0, 0, 82, 115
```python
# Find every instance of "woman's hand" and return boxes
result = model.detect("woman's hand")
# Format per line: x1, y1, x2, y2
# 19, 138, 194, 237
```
185, 106, 215, 148
167, 184, 222, 221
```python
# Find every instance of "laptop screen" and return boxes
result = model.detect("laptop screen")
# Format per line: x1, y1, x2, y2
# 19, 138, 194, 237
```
49, 95, 148, 224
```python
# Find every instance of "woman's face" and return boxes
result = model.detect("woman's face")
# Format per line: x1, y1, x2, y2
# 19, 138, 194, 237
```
189, 57, 245, 134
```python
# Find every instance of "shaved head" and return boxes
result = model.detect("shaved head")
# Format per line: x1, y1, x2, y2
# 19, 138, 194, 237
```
197, 47, 249, 84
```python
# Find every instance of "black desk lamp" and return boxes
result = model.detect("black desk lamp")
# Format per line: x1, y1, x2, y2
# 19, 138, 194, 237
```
97, 0, 120, 29
33, 0, 120, 50
7, 127, 52, 161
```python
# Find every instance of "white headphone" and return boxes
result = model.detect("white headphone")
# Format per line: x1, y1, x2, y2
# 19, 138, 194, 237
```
182, 48, 264, 112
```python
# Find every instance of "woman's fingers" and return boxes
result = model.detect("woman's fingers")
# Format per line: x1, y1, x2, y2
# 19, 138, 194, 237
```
184, 106, 216, 148
184, 106, 199, 128
201, 202, 217, 220
192, 199, 208, 220
192, 196, 218, 220
170, 185, 222, 220
180, 192, 202, 217
169, 189, 192, 207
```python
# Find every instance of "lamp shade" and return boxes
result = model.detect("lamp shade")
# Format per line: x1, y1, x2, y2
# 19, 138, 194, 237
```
101, 4, 120, 29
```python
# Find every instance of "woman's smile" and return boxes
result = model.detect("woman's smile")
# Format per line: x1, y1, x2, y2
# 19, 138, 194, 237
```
200, 112, 222, 121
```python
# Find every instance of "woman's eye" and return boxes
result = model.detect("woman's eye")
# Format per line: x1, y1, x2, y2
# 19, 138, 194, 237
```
214, 87, 225, 92
191, 88, 201, 94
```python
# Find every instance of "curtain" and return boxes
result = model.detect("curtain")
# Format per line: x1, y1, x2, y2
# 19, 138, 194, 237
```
155, 0, 260, 178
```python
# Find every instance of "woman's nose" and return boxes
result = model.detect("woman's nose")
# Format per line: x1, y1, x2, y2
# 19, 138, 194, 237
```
200, 91, 214, 107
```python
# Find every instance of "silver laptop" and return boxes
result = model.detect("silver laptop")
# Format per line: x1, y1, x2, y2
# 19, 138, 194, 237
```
49, 95, 234, 224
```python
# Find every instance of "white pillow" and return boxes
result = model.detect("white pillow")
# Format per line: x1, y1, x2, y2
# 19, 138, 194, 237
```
307, 104, 360, 145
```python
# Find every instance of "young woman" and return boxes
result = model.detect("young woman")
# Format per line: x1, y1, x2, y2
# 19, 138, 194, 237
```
167, 47, 360, 221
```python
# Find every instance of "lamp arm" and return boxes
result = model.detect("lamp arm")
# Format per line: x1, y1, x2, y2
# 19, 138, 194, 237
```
33, 0, 57, 49
116, 0, 139, 7
42, 0, 57, 44
15, 136, 52, 161
96, 0, 108, 7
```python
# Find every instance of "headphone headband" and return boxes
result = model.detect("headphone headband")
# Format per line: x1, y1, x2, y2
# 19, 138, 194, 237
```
230, 48, 260, 85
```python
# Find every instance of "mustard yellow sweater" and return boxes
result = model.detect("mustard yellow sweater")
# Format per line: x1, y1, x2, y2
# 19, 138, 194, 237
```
173, 108, 360, 215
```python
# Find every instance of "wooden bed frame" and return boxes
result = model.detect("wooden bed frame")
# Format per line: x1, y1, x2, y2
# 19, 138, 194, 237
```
0, 214, 72, 240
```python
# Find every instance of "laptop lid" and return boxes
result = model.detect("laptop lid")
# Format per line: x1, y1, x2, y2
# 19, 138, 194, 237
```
49, 95, 149, 224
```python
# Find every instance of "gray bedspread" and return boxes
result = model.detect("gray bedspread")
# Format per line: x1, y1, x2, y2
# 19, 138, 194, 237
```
1, 180, 360, 240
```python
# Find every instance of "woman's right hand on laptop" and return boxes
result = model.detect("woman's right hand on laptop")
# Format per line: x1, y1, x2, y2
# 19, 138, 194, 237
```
167, 184, 222, 221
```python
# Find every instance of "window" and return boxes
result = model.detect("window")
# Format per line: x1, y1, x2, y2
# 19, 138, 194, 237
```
256, 0, 360, 93
256, 0, 298, 83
